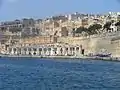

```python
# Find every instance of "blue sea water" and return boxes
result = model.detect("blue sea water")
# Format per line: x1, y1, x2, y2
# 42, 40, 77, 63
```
0, 58, 120, 90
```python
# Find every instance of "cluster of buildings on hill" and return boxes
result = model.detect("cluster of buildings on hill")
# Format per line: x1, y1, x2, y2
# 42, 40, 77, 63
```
0, 12, 120, 57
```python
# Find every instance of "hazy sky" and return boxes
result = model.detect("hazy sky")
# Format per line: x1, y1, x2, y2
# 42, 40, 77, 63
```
0, 0, 120, 21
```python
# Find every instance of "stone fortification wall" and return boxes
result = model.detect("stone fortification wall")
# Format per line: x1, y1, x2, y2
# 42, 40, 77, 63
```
57, 32, 120, 57
21, 36, 57, 45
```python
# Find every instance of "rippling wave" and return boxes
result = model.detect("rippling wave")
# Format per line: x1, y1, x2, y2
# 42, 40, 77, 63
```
0, 58, 120, 90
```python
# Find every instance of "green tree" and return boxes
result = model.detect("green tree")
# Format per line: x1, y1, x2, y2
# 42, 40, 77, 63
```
75, 27, 88, 33
88, 24, 102, 35
103, 22, 112, 31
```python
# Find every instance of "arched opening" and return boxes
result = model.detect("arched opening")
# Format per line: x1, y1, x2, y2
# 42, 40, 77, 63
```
60, 48, 63, 55
28, 48, 31, 55
33, 48, 37, 55
81, 49, 85, 55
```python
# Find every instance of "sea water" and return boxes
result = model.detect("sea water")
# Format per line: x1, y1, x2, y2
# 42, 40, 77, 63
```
0, 57, 120, 90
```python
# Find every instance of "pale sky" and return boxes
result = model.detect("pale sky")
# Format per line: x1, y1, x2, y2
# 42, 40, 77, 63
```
0, 0, 120, 21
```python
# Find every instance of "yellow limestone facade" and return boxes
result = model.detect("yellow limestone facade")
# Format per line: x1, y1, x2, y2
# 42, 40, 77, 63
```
57, 32, 120, 57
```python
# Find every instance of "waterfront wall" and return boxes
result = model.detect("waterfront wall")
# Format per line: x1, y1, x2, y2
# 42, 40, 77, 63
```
7, 31, 120, 57
57, 32, 120, 57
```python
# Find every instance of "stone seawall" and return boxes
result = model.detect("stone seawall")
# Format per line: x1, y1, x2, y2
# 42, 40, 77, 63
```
57, 32, 120, 57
